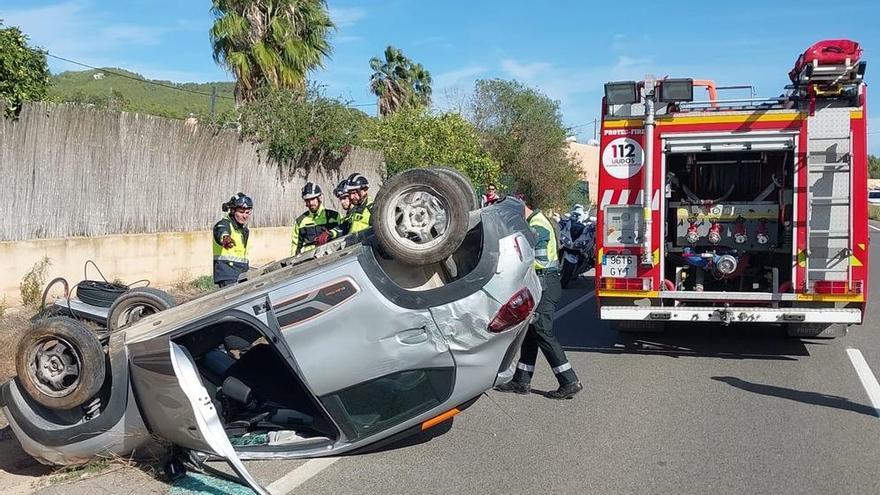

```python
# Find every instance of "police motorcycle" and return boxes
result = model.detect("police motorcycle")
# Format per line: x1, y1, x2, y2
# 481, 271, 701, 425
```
557, 205, 596, 289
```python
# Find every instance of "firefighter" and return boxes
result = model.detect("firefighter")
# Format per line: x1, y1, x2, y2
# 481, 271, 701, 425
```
495, 193, 583, 399
333, 179, 352, 217
213, 192, 253, 288
317, 173, 373, 245
291, 182, 340, 256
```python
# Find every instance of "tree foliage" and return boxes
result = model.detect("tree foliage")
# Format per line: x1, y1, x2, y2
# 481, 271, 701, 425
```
870, 154, 880, 180
210, 0, 334, 103
369, 46, 432, 116
470, 79, 578, 209
0, 20, 50, 117
363, 107, 500, 186
237, 86, 367, 169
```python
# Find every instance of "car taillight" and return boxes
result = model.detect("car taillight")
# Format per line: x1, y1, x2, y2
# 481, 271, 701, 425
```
488, 287, 535, 333
814, 280, 862, 294
602, 277, 652, 291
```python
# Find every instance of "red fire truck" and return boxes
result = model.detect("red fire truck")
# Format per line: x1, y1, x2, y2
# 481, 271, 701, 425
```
595, 40, 869, 337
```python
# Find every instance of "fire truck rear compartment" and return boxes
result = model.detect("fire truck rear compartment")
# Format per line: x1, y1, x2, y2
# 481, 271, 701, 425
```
664, 149, 795, 294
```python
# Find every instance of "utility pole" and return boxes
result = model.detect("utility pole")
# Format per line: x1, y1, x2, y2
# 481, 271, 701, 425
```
210, 86, 217, 120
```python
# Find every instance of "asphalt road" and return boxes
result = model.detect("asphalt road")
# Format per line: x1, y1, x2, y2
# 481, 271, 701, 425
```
5, 223, 880, 494
269, 222, 880, 495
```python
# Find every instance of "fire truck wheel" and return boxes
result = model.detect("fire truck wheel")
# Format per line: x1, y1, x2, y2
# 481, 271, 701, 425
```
612, 320, 666, 334
785, 323, 847, 339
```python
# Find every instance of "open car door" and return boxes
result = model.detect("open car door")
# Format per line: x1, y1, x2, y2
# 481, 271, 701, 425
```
128, 339, 269, 494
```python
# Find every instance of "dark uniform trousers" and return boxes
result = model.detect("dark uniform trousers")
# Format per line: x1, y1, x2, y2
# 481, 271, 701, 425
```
512, 270, 578, 386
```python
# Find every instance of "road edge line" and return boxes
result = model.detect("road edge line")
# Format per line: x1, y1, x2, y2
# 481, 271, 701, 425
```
266, 457, 340, 495
846, 348, 880, 417
555, 291, 595, 321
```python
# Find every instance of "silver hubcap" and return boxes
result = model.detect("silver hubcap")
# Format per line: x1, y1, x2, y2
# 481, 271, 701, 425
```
386, 188, 449, 251
29, 337, 82, 398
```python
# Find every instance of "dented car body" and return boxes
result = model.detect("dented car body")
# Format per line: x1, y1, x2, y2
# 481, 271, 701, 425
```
1, 199, 539, 491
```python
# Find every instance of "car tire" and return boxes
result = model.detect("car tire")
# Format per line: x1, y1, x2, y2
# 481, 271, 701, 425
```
431, 166, 480, 211
373, 168, 471, 266
15, 317, 106, 410
107, 288, 177, 332
76, 280, 128, 308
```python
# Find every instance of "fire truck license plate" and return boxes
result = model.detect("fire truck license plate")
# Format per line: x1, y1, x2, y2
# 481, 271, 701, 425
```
604, 255, 636, 278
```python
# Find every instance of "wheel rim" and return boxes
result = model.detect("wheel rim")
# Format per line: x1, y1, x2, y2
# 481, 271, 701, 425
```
118, 303, 160, 328
384, 186, 450, 252
26, 336, 83, 398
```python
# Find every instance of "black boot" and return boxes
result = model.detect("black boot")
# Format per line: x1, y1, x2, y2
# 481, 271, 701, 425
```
546, 381, 583, 400
494, 381, 531, 395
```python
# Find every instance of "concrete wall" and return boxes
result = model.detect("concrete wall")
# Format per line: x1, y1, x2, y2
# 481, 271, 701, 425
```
567, 142, 600, 204
0, 227, 292, 307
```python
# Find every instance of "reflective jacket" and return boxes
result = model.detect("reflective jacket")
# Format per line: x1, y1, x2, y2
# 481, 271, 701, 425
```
291, 206, 340, 256
213, 215, 250, 284
332, 197, 374, 238
528, 210, 559, 271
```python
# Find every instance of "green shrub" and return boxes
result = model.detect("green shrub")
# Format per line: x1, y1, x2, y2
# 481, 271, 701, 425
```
19, 256, 52, 308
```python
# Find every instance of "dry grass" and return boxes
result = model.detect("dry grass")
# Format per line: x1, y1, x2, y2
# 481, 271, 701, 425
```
870, 205, 880, 221
169, 275, 216, 303
0, 311, 32, 384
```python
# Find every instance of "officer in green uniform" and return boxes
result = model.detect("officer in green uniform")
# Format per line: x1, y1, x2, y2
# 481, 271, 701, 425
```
495, 193, 583, 399
213, 193, 253, 288
318, 173, 373, 244
291, 182, 340, 256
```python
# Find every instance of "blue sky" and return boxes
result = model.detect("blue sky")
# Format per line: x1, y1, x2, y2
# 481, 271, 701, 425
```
2, 0, 878, 151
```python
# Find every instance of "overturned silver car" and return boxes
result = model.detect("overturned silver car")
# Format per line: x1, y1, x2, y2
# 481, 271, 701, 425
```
1, 168, 540, 493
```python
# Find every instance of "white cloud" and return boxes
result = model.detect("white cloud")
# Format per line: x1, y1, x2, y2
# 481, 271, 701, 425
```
433, 65, 487, 89
3, 2, 166, 54
334, 34, 362, 44
329, 6, 366, 28
501, 59, 553, 80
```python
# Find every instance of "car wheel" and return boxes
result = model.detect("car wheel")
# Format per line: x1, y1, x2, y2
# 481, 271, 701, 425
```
373, 168, 471, 266
430, 166, 479, 211
15, 317, 106, 410
107, 287, 177, 332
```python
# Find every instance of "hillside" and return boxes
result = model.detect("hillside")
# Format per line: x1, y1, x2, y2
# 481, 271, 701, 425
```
48, 68, 236, 120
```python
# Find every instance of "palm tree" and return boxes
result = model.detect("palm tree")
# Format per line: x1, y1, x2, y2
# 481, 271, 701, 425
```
407, 62, 432, 108
369, 46, 432, 116
210, 0, 334, 103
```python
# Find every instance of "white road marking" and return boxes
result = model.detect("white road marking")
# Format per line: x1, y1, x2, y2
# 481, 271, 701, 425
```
266, 457, 340, 495
869, 224, 880, 233
555, 291, 595, 321
846, 348, 880, 417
